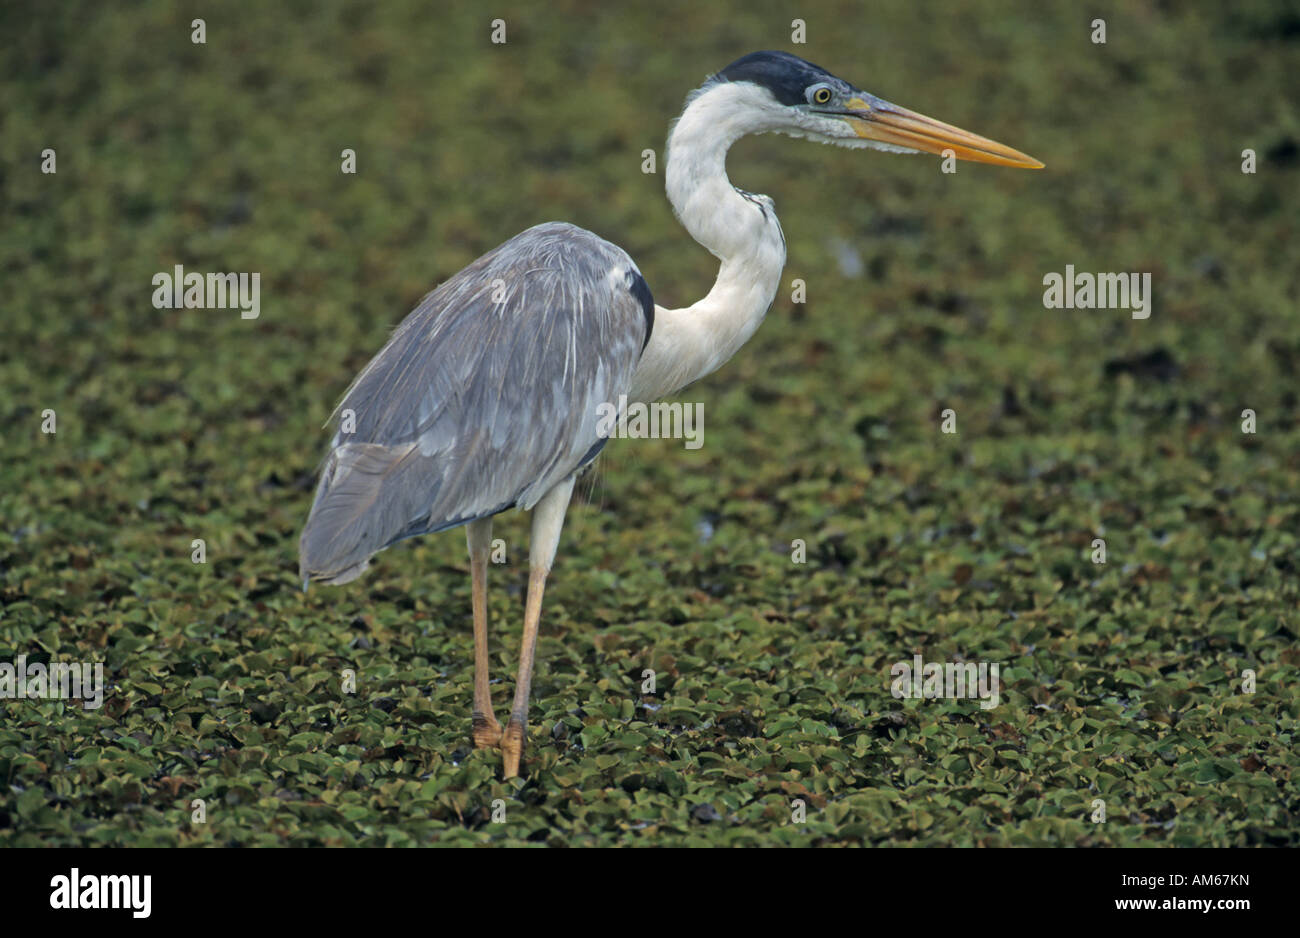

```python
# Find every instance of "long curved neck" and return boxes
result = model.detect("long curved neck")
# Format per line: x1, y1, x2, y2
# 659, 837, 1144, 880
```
629, 83, 787, 402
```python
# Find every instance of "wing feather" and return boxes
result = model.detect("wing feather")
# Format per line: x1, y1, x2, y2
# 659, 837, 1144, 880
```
299, 222, 652, 584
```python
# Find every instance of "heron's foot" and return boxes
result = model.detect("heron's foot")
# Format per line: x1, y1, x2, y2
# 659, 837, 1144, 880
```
472, 712, 502, 749
501, 717, 527, 779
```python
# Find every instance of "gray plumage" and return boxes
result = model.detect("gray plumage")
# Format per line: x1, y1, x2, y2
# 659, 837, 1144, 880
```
299, 221, 653, 585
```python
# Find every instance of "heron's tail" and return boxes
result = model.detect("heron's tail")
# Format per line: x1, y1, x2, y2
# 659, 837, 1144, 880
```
298, 441, 429, 586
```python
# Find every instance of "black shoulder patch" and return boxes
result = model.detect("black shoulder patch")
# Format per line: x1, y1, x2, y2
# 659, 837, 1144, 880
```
576, 436, 609, 471
627, 269, 655, 353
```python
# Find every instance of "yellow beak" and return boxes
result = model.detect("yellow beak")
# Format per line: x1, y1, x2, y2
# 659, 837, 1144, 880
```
842, 96, 1044, 169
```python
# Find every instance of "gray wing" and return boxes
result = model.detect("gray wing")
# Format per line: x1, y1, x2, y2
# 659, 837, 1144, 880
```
299, 221, 654, 585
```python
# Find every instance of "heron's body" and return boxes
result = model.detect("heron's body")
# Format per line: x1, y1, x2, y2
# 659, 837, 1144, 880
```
299, 223, 652, 585
300, 51, 1041, 777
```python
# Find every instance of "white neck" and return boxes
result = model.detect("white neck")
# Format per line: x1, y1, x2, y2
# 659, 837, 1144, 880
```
628, 83, 788, 402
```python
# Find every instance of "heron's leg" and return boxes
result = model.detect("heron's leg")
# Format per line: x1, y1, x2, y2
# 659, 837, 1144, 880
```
501, 475, 576, 779
467, 517, 501, 749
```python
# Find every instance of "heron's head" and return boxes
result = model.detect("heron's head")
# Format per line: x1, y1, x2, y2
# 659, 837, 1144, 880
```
706, 50, 1043, 169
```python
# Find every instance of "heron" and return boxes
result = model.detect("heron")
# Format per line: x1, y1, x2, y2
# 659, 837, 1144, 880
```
299, 50, 1043, 778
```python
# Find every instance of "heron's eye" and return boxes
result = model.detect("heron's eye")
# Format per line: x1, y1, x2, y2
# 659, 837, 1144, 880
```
809, 85, 833, 105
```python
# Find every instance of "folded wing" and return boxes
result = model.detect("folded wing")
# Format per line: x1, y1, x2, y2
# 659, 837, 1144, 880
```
299, 222, 654, 585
